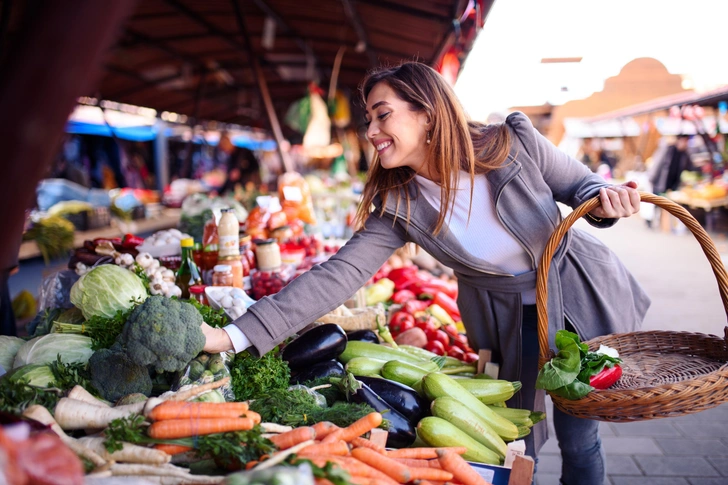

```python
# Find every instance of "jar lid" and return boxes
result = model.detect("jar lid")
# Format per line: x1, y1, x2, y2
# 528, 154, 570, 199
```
254, 238, 277, 246
189, 285, 206, 294
180, 237, 195, 247
213, 264, 232, 272
240, 234, 252, 243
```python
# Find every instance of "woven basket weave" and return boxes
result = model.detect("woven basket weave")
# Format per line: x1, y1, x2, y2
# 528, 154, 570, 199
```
536, 191, 728, 421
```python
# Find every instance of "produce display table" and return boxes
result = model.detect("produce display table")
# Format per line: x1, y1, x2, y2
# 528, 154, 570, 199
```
665, 191, 728, 232
18, 208, 181, 260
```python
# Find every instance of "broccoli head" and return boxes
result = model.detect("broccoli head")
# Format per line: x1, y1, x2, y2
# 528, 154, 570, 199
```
89, 348, 152, 402
117, 296, 205, 373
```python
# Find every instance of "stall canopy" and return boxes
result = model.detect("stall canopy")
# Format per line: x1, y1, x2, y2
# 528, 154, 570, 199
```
96, 0, 493, 128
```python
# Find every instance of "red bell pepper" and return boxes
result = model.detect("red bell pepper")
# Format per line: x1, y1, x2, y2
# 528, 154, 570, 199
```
122, 233, 145, 249
404, 299, 431, 314
410, 279, 458, 299
392, 289, 416, 305
386, 266, 421, 291
589, 364, 623, 390
433, 292, 461, 321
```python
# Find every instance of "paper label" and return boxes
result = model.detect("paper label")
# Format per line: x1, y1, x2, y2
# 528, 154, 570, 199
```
282, 186, 303, 202
218, 235, 240, 257
504, 440, 527, 468
474, 468, 495, 482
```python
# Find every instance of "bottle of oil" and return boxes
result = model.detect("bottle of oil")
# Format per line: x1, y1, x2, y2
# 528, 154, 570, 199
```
176, 237, 202, 298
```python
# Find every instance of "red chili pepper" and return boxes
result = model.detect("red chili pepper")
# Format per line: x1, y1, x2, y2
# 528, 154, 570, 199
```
589, 364, 623, 390
410, 279, 457, 299
433, 292, 461, 321
404, 299, 431, 314
387, 266, 421, 290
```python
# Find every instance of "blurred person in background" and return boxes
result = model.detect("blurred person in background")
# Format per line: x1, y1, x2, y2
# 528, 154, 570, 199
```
650, 134, 695, 195
218, 136, 263, 198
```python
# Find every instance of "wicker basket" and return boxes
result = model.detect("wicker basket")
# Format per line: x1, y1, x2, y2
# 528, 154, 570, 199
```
316, 306, 385, 332
536, 191, 728, 422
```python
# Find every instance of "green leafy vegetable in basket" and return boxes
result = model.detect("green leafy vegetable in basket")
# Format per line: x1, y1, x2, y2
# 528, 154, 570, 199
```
536, 330, 622, 400
23, 215, 75, 264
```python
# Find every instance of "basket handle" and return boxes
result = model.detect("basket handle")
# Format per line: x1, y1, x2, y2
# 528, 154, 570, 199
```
536, 191, 728, 366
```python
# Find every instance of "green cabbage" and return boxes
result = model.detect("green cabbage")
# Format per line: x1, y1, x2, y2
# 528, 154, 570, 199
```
70, 264, 148, 319
6, 364, 56, 388
13, 334, 94, 368
0, 336, 24, 371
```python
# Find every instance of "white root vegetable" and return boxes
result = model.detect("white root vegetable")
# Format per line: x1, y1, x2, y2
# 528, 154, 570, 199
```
110, 463, 207, 480
88, 474, 225, 485
260, 423, 292, 434
166, 376, 231, 402
22, 405, 107, 467
252, 439, 315, 471
67, 385, 111, 407
113, 400, 152, 416
135, 252, 154, 268
166, 285, 182, 298
144, 260, 161, 275
78, 437, 170, 465
54, 398, 140, 430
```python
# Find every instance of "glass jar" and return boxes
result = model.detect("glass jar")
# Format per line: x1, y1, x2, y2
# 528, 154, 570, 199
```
218, 208, 240, 258
250, 268, 291, 300
255, 238, 282, 272
270, 225, 294, 244
212, 264, 234, 287
239, 235, 256, 273
219, 256, 244, 289
189, 285, 207, 305
192, 242, 204, 269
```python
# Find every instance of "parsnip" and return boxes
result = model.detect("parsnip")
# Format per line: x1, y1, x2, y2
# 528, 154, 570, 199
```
261, 422, 292, 434
67, 385, 111, 407
22, 405, 107, 467
54, 398, 139, 430
78, 437, 170, 465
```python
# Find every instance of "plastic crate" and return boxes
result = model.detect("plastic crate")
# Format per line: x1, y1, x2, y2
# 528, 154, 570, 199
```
88, 207, 111, 229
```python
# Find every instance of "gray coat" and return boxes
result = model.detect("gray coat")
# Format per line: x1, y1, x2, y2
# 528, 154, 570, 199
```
235, 112, 650, 451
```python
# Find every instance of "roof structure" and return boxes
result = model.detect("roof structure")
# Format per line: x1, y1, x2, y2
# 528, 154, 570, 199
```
90, 0, 493, 130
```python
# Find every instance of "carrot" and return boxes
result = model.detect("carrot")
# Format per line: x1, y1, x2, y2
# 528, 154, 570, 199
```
245, 461, 259, 470
148, 417, 254, 439
351, 436, 387, 454
391, 458, 441, 469
307, 456, 398, 485
340, 413, 383, 442
148, 401, 249, 421
321, 427, 344, 444
312, 421, 339, 440
407, 466, 454, 482
154, 444, 193, 456
348, 477, 399, 485
437, 448, 490, 485
243, 410, 261, 424
386, 447, 468, 459
269, 426, 316, 450
298, 440, 350, 457
351, 447, 412, 483
315, 479, 335, 485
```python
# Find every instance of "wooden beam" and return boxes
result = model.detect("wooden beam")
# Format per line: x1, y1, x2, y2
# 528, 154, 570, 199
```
164, 0, 247, 52
232, 0, 293, 172
367, 1, 450, 23
340, 0, 377, 67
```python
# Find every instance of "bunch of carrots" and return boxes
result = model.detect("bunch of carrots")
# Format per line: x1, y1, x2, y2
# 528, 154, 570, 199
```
146, 401, 261, 455
260, 412, 492, 485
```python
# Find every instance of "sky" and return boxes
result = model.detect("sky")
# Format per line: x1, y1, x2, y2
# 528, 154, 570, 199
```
454, 0, 728, 121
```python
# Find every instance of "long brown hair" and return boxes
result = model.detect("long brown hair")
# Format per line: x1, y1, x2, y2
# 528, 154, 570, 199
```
355, 62, 512, 235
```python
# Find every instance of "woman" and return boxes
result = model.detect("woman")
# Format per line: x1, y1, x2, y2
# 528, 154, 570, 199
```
202, 62, 649, 485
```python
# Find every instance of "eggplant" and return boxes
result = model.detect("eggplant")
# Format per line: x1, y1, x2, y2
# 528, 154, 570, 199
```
342, 375, 416, 448
282, 324, 348, 370
355, 376, 429, 423
346, 329, 379, 343
290, 360, 346, 384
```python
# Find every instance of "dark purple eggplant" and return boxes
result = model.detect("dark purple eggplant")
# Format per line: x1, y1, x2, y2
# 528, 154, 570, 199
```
341, 374, 416, 448
290, 360, 345, 384
281, 324, 347, 370
355, 376, 429, 423
346, 329, 379, 343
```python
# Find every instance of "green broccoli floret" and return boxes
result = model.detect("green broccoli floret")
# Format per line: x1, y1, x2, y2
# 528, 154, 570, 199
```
117, 296, 206, 373
88, 348, 152, 402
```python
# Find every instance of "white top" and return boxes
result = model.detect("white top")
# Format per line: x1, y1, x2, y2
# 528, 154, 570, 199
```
223, 324, 252, 353
416, 172, 536, 304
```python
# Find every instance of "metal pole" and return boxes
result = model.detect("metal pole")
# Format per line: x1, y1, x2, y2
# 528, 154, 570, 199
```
154, 119, 170, 191
231, 0, 294, 173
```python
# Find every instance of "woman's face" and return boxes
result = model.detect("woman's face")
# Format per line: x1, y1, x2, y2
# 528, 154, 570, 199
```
365, 82, 430, 175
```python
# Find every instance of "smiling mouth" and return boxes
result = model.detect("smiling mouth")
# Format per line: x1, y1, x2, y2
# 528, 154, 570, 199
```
376, 141, 392, 153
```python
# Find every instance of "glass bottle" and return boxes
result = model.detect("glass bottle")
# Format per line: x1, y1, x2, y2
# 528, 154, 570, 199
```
176, 237, 202, 299
218, 208, 240, 259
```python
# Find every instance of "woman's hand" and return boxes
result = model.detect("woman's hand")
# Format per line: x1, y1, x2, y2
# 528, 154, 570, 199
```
200, 322, 235, 353
589, 180, 641, 219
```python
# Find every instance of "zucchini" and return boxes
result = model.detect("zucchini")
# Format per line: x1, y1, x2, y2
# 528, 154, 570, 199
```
338, 341, 423, 365
422, 373, 519, 441
381, 360, 438, 387
530, 411, 547, 425
457, 379, 522, 404
487, 406, 535, 427
344, 357, 387, 377
431, 397, 507, 458
516, 425, 531, 440
417, 417, 502, 465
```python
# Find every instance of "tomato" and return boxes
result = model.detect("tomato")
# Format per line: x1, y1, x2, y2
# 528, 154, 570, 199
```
447, 346, 465, 360
424, 340, 446, 356
415, 316, 437, 336
433, 329, 450, 349
442, 324, 459, 339
463, 352, 479, 364
453, 333, 470, 350
389, 311, 415, 336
